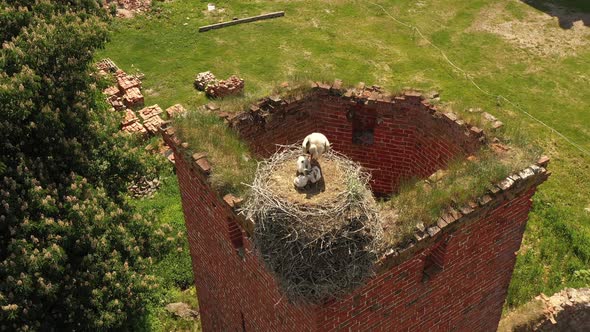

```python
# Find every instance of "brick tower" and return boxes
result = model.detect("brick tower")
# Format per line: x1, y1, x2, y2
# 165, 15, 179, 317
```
162, 84, 549, 331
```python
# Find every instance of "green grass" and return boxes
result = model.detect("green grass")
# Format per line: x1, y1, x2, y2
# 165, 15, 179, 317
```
127, 167, 201, 331
98, 0, 590, 315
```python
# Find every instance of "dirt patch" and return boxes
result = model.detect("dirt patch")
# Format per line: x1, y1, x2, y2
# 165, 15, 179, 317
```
103, 0, 151, 18
499, 288, 590, 331
472, 2, 590, 56
267, 157, 348, 207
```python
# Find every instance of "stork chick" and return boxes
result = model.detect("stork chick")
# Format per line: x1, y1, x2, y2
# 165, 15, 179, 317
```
308, 166, 322, 184
302, 133, 330, 160
293, 174, 309, 189
296, 156, 311, 175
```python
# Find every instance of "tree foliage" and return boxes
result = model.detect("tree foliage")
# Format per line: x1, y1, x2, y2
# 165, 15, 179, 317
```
0, 1, 172, 330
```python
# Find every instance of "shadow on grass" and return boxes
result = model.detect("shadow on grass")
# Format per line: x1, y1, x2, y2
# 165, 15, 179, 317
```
521, 0, 590, 28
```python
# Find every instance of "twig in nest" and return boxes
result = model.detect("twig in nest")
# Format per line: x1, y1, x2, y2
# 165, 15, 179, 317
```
240, 145, 384, 303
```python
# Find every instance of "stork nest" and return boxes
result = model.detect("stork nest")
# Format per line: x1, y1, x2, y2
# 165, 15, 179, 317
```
241, 145, 383, 303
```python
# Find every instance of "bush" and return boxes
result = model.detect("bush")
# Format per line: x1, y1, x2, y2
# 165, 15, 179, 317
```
153, 252, 195, 290
0, 174, 162, 330
0, 1, 174, 330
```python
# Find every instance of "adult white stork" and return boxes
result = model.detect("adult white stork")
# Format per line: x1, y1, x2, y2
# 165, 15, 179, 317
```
302, 133, 330, 160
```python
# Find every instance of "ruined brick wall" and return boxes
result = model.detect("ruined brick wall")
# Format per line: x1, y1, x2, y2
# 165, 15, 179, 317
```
230, 99, 319, 158
313, 94, 481, 195
229, 89, 482, 195
167, 135, 318, 331
164, 85, 549, 332
318, 186, 539, 331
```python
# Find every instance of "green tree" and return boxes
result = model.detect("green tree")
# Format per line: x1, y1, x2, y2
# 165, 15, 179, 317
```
0, 1, 171, 330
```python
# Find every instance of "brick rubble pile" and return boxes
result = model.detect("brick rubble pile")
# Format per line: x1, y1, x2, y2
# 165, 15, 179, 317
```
121, 109, 138, 126
136, 104, 164, 135
205, 75, 245, 98
96, 58, 149, 136
96, 58, 187, 198
166, 104, 187, 118
103, 85, 120, 97
533, 288, 590, 331
116, 70, 141, 90
194, 70, 244, 98
138, 104, 163, 120
122, 121, 148, 136
194, 71, 216, 91
96, 58, 119, 76
108, 95, 125, 111
123, 87, 144, 108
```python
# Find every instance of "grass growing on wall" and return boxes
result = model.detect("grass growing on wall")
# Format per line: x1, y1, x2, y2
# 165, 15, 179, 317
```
383, 144, 540, 246
173, 111, 257, 196
98, 0, 590, 314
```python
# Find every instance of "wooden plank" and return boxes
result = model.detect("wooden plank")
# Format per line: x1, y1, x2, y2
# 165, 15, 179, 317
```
198, 11, 285, 32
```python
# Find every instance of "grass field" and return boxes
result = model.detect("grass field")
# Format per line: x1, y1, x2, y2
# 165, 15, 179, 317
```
97, 0, 590, 327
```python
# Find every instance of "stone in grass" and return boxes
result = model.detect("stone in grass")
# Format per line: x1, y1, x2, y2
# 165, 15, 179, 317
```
482, 112, 497, 122
165, 302, 200, 320
492, 120, 504, 130
428, 169, 447, 183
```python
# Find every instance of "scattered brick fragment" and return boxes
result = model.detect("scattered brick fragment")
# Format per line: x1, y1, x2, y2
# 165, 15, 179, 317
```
138, 104, 164, 120
482, 112, 497, 122
122, 121, 148, 136
492, 120, 504, 129
537, 155, 550, 167
121, 109, 138, 126
143, 115, 165, 135
166, 104, 187, 118
103, 85, 121, 97
123, 87, 144, 108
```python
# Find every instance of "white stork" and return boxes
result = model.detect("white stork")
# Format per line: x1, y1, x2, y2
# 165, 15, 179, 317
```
302, 133, 330, 160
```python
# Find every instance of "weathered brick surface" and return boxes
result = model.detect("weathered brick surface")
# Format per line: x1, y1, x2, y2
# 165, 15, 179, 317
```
230, 90, 481, 195
170, 145, 317, 331
230, 99, 320, 157
163, 87, 547, 332
318, 187, 537, 332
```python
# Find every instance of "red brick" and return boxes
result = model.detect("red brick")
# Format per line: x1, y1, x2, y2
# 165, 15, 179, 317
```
163, 90, 546, 332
